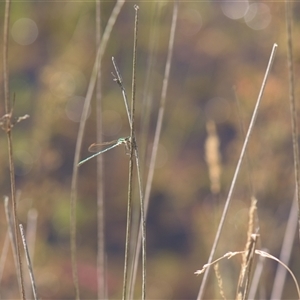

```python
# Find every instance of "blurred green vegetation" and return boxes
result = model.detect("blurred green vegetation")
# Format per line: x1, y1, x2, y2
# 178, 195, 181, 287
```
0, 1, 300, 299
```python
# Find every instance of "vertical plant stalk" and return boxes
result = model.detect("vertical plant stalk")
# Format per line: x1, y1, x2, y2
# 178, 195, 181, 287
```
19, 224, 38, 300
25, 209, 38, 299
139, 2, 161, 166
236, 198, 257, 300
95, 1, 106, 299
197, 43, 278, 300
122, 6, 145, 300
3, 0, 26, 299
70, 1, 124, 298
270, 194, 298, 299
270, 5, 298, 291
233, 87, 254, 197
3, 197, 20, 287
129, 3, 178, 298
111, 57, 146, 300
0, 227, 9, 284
285, 1, 300, 238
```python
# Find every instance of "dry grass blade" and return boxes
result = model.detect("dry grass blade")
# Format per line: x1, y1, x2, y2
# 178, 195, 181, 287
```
197, 43, 278, 300
0, 228, 10, 285
255, 250, 300, 298
270, 194, 298, 299
214, 263, 226, 300
122, 6, 145, 300
3, 197, 20, 288
205, 120, 221, 195
70, 0, 124, 298
128, 3, 178, 298
19, 224, 38, 300
2, 0, 25, 298
236, 198, 258, 300
285, 0, 300, 239
95, 1, 106, 298
25, 209, 38, 299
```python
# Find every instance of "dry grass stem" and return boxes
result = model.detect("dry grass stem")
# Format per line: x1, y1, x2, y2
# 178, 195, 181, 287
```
70, 1, 124, 298
255, 250, 300, 298
95, 1, 106, 298
236, 198, 258, 300
205, 120, 221, 195
128, 3, 178, 298
195, 251, 244, 276
270, 194, 298, 299
197, 43, 278, 300
236, 233, 258, 300
122, 5, 144, 300
19, 224, 38, 300
248, 247, 266, 299
214, 263, 227, 300
2, 0, 25, 298
233, 86, 254, 196
25, 209, 38, 299
285, 0, 300, 240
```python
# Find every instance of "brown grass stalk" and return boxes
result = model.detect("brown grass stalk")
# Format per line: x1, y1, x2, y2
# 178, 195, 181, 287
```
70, 1, 124, 298
2, 0, 25, 298
205, 120, 221, 195
236, 198, 258, 300
197, 43, 278, 300
19, 224, 38, 300
128, 3, 178, 298
122, 6, 145, 300
285, 0, 300, 240
95, 1, 106, 299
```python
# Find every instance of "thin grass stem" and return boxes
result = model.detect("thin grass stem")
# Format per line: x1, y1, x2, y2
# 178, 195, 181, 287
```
95, 0, 106, 298
70, 1, 124, 298
122, 6, 144, 300
285, 0, 300, 240
19, 224, 38, 300
270, 194, 298, 299
25, 209, 38, 299
0, 229, 10, 285
129, 3, 178, 298
2, 0, 25, 298
197, 43, 278, 300
3, 197, 20, 288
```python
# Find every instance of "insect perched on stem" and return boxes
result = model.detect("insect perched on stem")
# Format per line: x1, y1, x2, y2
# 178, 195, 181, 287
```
78, 136, 131, 166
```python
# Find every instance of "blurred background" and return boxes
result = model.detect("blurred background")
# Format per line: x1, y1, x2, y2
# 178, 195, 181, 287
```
0, 0, 300, 299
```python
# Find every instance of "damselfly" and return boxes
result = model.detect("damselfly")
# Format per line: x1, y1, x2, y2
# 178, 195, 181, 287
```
78, 136, 130, 166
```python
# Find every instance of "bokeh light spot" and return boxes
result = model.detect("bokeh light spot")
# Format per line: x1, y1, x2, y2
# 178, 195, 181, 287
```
244, 3, 271, 30
221, 0, 249, 20
50, 71, 75, 98
179, 8, 202, 37
65, 96, 90, 123
11, 18, 38, 45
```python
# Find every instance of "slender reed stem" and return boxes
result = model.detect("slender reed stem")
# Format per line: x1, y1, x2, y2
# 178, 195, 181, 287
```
95, 1, 106, 299
197, 43, 278, 300
70, 1, 124, 298
285, 0, 300, 240
122, 6, 144, 300
25, 209, 38, 299
4, 197, 20, 288
233, 87, 254, 197
3, 1, 25, 298
129, 3, 178, 298
270, 194, 298, 299
112, 35, 146, 300
19, 224, 38, 300
0, 228, 9, 285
